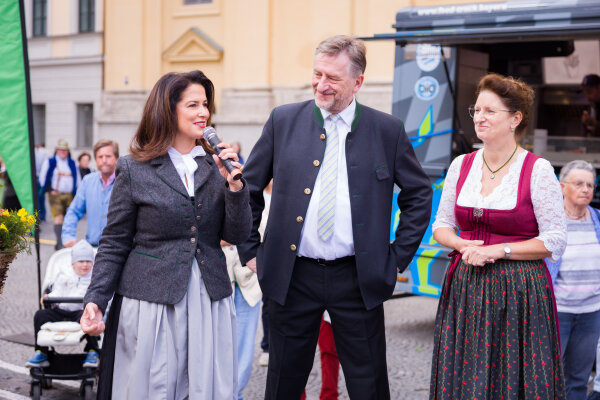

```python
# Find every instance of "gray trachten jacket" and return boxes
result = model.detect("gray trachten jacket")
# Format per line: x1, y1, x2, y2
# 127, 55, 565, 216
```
84, 153, 252, 313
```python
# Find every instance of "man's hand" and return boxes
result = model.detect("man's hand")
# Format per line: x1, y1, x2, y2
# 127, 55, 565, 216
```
246, 257, 257, 273
63, 239, 77, 248
80, 303, 105, 336
583, 110, 598, 128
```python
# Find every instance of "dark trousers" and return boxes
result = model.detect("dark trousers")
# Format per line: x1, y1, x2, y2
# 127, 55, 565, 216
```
261, 295, 270, 352
36, 179, 46, 221
558, 310, 600, 400
265, 257, 390, 400
33, 308, 98, 353
301, 317, 340, 400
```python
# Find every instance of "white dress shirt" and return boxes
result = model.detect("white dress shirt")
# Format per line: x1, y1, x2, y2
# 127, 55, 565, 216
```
298, 98, 356, 260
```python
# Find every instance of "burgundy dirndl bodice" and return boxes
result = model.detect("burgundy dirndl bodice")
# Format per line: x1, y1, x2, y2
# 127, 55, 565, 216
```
429, 150, 565, 400
455, 151, 540, 245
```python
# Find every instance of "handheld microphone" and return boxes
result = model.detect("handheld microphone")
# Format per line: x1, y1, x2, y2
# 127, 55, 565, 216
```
203, 126, 243, 181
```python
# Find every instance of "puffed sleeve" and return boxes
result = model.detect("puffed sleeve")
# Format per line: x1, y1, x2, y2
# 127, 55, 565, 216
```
530, 158, 567, 260
432, 154, 464, 233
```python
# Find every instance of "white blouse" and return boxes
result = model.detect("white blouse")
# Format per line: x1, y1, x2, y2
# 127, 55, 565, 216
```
432, 150, 567, 260
167, 146, 206, 196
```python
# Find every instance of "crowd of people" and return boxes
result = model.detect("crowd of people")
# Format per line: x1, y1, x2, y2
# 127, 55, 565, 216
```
3, 34, 600, 399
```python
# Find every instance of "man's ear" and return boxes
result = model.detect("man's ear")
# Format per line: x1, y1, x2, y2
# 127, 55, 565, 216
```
353, 74, 364, 94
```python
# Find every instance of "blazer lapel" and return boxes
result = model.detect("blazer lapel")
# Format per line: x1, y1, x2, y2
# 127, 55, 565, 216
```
150, 154, 189, 198
194, 155, 213, 193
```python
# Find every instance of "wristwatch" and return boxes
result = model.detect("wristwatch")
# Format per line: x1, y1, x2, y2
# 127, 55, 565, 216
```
503, 243, 511, 259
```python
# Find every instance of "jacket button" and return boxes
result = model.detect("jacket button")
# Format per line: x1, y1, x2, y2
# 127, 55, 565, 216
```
196, 248, 201, 254
200, 260, 206, 265
197, 203, 202, 208
296, 216, 303, 223
290, 244, 297, 251
191, 226, 197, 232
196, 215, 201, 221
313, 160, 320, 167
320, 134, 326, 140
304, 188, 311, 195
191, 238, 196, 243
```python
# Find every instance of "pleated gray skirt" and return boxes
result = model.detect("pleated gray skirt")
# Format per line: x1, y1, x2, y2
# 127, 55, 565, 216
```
111, 259, 237, 400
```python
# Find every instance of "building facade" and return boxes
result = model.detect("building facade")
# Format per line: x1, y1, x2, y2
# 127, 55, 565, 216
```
25, 0, 104, 158
95, 0, 497, 155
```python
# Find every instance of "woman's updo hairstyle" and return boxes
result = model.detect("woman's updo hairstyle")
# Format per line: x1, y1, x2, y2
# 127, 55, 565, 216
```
476, 73, 535, 139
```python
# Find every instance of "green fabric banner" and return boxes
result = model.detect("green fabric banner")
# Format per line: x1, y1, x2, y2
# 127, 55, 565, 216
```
0, 0, 34, 214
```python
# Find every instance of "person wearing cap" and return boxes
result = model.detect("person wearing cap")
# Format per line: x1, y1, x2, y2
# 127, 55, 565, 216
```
26, 240, 100, 369
581, 74, 600, 136
39, 139, 81, 250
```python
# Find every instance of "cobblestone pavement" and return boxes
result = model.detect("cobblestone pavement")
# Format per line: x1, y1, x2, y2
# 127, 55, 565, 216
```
0, 221, 439, 399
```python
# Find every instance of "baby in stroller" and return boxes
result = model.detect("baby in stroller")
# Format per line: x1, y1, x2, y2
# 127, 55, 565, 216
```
25, 240, 99, 369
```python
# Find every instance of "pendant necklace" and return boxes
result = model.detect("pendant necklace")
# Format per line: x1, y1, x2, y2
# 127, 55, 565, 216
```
565, 207, 588, 220
482, 145, 518, 179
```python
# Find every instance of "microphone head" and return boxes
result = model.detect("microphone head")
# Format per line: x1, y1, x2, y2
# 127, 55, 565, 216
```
203, 126, 217, 140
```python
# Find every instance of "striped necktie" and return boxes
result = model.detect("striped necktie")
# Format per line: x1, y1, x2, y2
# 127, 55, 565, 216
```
317, 114, 340, 241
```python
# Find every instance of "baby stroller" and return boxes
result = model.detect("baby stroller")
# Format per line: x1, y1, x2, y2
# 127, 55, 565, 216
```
29, 247, 99, 400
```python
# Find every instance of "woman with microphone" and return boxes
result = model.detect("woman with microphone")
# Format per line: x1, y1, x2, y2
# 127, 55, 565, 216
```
80, 70, 251, 399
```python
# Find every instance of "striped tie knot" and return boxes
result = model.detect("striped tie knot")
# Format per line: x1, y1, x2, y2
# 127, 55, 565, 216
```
317, 114, 340, 241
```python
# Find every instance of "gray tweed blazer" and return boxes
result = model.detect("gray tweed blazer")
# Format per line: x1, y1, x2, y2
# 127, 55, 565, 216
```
84, 153, 251, 313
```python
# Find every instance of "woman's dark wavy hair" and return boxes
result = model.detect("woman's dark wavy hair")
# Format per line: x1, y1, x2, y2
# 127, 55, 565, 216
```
130, 70, 215, 162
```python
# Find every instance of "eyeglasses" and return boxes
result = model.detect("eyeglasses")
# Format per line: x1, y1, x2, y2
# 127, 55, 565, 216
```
468, 106, 515, 119
565, 181, 596, 190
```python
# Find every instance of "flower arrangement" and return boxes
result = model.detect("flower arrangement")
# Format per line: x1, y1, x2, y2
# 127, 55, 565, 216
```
0, 208, 36, 254
0, 208, 36, 293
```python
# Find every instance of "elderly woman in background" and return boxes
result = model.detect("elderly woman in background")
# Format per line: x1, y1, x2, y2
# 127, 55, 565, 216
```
429, 73, 567, 399
546, 160, 600, 400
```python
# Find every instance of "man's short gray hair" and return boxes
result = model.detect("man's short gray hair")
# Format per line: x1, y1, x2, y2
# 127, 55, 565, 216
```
315, 35, 366, 77
559, 159, 596, 182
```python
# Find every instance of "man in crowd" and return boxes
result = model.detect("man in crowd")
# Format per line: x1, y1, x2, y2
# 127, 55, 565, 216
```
62, 140, 118, 248
39, 139, 80, 250
237, 35, 432, 399
581, 73, 600, 136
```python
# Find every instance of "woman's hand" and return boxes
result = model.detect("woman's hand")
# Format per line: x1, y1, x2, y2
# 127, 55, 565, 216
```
433, 228, 484, 252
80, 302, 105, 336
212, 142, 243, 192
460, 244, 505, 267
454, 238, 484, 252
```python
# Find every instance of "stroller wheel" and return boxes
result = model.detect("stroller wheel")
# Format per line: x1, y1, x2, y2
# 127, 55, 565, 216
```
42, 378, 52, 389
80, 381, 94, 400
31, 382, 42, 399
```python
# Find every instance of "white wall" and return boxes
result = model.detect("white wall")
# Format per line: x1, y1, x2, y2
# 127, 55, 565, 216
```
29, 61, 102, 156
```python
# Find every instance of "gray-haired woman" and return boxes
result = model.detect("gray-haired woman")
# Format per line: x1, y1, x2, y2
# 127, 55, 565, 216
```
547, 160, 600, 400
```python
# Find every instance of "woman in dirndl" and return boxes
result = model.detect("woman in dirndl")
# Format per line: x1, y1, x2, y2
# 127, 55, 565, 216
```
80, 70, 251, 399
429, 73, 567, 400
